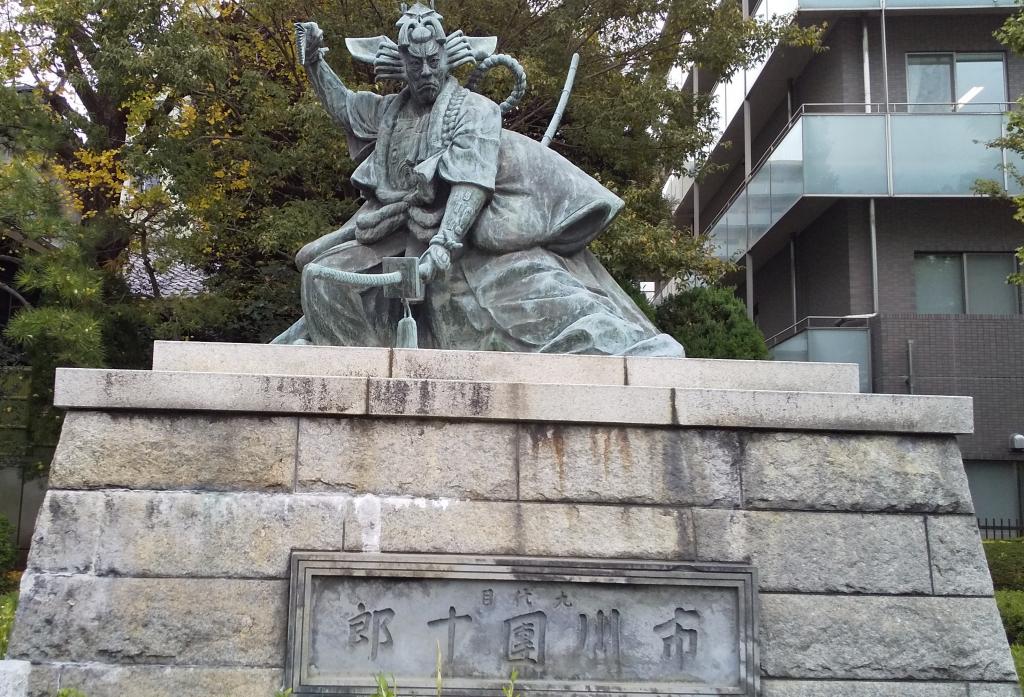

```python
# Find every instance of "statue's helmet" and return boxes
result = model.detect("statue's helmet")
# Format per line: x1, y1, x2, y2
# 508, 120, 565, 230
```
396, 3, 446, 59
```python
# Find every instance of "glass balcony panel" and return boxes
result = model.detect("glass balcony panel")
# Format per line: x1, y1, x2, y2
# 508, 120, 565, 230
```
769, 332, 809, 363
1006, 146, 1024, 196
891, 113, 1004, 194
724, 74, 745, 129
803, 115, 888, 194
747, 166, 772, 250
799, 0, 879, 9
771, 328, 871, 392
712, 82, 727, 141
888, 0, 1016, 7
1004, 113, 1024, 195
725, 190, 748, 261
709, 218, 728, 261
806, 329, 872, 392
769, 121, 804, 222
770, 0, 800, 14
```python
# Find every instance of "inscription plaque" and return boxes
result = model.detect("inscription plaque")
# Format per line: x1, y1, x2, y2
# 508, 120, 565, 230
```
286, 554, 759, 696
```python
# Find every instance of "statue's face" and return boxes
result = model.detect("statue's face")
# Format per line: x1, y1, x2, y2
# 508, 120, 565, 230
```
404, 46, 448, 105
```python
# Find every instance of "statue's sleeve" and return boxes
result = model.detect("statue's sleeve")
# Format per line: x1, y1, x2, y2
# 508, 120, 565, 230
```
437, 93, 502, 192
345, 91, 390, 163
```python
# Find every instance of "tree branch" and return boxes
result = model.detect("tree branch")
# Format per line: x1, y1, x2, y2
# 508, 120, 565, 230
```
0, 281, 32, 309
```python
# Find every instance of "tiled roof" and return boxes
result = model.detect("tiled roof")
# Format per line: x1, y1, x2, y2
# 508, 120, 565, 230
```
123, 255, 206, 297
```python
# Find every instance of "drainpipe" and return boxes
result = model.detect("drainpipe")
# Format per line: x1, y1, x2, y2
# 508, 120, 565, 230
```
790, 240, 798, 325
746, 253, 755, 322
869, 199, 880, 314
862, 18, 872, 112
693, 66, 701, 235
906, 339, 915, 394
880, 0, 890, 111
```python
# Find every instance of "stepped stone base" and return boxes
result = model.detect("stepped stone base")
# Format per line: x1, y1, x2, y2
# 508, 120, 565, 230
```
6, 342, 1021, 696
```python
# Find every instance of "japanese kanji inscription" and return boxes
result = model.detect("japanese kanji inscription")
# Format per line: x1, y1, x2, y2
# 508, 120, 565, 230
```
286, 554, 759, 697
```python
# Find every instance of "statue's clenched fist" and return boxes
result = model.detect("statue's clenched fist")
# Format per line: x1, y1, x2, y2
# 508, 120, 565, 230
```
295, 22, 327, 65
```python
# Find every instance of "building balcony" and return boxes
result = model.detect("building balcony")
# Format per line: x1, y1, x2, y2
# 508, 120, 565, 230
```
766, 316, 873, 392
706, 0, 1017, 147
707, 105, 1020, 263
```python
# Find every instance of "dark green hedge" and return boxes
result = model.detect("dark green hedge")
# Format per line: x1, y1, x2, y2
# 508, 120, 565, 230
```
997, 590, 1024, 644
655, 286, 768, 360
0, 516, 13, 583
984, 539, 1024, 591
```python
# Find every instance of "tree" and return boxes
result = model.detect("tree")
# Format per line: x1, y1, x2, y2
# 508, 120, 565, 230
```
981, 10, 1024, 285
655, 286, 768, 359
1, 0, 818, 368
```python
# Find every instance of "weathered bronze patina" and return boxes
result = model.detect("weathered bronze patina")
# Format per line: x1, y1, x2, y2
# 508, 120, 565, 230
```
274, 3, 683, 356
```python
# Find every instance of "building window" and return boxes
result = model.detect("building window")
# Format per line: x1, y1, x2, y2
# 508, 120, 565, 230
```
965, 461, 1023, 539
906, 53, 1007, 112
914, 252, 1020, 314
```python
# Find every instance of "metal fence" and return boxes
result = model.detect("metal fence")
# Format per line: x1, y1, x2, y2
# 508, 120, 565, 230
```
978, 518, 1024, 540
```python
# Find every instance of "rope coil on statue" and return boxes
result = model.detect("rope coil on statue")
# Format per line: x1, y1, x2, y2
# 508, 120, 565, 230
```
305, 267, 402, 288
298, 2, 578, 350
465, 54, 528, 114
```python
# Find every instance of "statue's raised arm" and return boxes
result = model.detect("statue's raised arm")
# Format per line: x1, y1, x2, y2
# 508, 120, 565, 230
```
295, 21, 353, 132
274, 3, 685, 358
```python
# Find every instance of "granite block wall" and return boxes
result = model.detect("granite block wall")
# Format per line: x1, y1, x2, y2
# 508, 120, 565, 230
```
8, 407, 1019, 696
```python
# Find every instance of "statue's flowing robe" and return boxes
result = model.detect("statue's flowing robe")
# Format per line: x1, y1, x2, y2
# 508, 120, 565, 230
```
274, 77, 684, 357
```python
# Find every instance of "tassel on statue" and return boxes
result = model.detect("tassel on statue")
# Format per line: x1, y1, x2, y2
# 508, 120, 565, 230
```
396, 299, 418, 349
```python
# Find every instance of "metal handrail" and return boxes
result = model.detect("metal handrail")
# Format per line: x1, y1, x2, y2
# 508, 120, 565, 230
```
702, 102, 1016, 237
764, 314, 874, 348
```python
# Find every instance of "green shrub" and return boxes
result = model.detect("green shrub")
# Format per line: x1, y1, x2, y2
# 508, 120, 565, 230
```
620, 282, 657, 323
0, 515, 15, 579
655, 286, 768, 360
0, 590, 16, 658
997, 590, 1024, 644
1012, 645, 1024, 689
985, 539, 1024, 590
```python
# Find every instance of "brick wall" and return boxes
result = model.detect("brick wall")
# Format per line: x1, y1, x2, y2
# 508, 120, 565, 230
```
754, 244, 794, 337
872, 314, 1024, 461
874, 198, 1024, 313
754, 197, 1024, 461
883, 14, 1024, 106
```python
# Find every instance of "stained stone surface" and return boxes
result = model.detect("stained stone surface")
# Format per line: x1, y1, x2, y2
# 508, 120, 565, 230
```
368, 377, 675, 425
0, 661, 30, 697
25, 489, 104, 574
9, 348, 1016, 695
49, 411, 296, 491
968, 684, 1024, 697
343, 498, 694, 560
760, 595, 1017, 681
297, 417, 516, 499
927, 515, 996, 596
760, 681, 971, 697
518, 425, 741, 505
675, 389, 972, 434
53, 365, 975, 433
741, 432, 974, 513
693, 509, 932, 593
34, 665, 284, 697
9, 574, 287, 666
99, 491, 347, 578
151, 341, 862, 392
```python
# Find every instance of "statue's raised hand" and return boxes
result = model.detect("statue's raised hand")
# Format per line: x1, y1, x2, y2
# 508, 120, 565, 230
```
295, 22, 327, 66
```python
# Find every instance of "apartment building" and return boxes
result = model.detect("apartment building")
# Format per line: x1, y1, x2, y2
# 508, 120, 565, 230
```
674, 0, 1024, 534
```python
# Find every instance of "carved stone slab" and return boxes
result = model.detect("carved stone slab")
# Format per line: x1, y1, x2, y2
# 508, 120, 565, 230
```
286, 554, 759, 696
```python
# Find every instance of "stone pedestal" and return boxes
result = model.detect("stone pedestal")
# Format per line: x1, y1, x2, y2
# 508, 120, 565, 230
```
7, 342, 1021, 696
